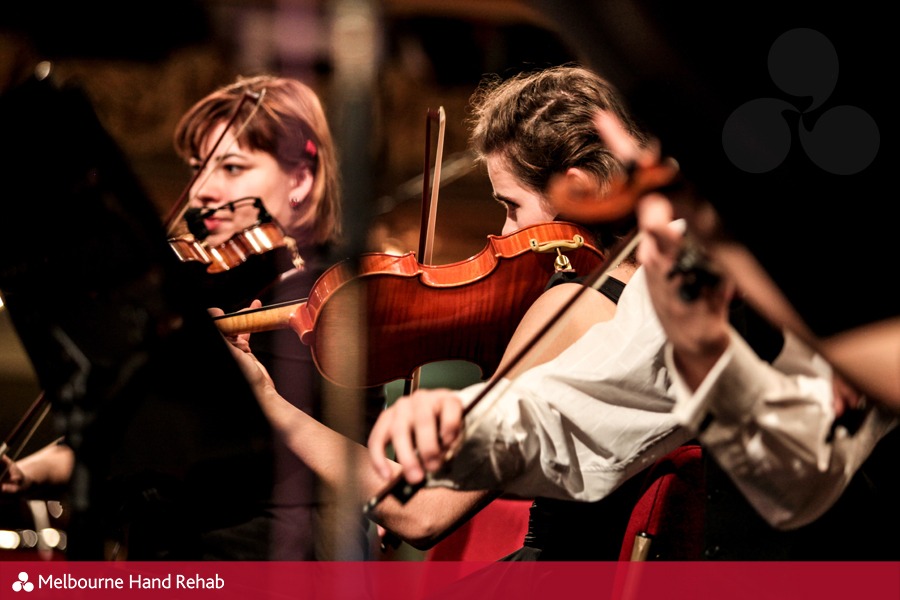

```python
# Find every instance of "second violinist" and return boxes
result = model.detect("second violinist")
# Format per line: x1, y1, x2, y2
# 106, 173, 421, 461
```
1, 74, 374, 561
171, 74, 385, 560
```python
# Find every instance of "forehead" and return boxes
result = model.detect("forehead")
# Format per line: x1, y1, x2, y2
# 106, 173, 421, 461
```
485, 155, 520, 189
486, 155, 539, 200
198, 122, 239, 157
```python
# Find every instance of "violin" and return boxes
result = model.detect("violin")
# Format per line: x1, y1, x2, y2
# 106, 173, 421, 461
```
167, 198, 300, 274
214, 221, 605, 387
549, 112, 720, 301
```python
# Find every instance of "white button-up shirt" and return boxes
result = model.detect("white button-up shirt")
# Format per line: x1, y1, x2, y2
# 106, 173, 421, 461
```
426, 267, 896, 529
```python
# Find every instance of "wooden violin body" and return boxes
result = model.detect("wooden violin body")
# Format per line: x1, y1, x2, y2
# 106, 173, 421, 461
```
168, 221, 292, 274
215, 221, 605, 387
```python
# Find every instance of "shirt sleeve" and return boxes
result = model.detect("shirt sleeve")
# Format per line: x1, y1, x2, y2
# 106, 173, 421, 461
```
425, 268, 692, 501
668, 328, 897, 529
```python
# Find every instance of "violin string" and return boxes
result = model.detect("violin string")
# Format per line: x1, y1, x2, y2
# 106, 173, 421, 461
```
212, 298, 308, 322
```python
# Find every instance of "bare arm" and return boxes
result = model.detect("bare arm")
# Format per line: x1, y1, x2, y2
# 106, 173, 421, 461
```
255, 371, 497, 549
1, 439, 74, 494
214, 302, 497, 550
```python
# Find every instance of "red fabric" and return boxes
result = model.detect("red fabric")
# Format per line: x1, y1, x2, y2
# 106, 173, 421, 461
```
425, 498, 532, 561
618, 444, 706, 560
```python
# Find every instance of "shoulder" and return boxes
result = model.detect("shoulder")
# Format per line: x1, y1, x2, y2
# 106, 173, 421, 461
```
500, 278, 624, 376
521, 282, 618, 340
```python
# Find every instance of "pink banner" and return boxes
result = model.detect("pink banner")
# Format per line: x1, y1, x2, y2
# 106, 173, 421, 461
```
1, 561, 898, 600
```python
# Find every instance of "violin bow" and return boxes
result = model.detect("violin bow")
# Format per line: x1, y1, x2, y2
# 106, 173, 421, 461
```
422, 106, 446, 265
0, 392, 51, 480
404, 106, 446, 396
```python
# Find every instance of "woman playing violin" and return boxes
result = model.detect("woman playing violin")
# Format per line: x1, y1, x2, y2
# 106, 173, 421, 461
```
172, 74, 389, 560
2, 74, 378, 561
364, 64, 667, 560
172, 74, 341, 312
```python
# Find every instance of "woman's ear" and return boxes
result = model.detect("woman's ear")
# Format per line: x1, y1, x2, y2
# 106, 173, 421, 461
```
562, 167, 600, 200
549, 167, 613, 222
289, 166, 315, 209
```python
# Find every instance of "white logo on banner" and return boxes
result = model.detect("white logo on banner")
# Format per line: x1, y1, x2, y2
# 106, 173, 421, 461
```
12, 571, 34, 592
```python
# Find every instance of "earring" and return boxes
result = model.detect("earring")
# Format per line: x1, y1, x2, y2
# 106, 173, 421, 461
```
289, 196, 302, 209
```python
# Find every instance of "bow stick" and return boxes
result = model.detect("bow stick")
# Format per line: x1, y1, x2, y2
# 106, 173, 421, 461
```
0, 392, 51, 480
403, 106, 446, 396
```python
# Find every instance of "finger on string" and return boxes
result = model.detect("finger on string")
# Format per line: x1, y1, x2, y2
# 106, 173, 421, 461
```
367, 412, 398, 480
409, 407, 440, 474
593, 111, 656, 166
387, 402, 425, 484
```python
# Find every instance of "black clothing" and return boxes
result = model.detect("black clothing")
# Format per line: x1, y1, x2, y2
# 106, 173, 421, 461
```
502, 475, 647, 561
702, 418, 900, 561
197, 245, 383, 560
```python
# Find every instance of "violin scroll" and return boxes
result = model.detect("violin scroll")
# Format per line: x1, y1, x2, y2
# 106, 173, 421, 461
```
547, 109, 681, 224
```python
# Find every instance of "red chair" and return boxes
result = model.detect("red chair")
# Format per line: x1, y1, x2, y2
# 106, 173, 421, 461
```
425, 497, 532, 561
618, 444, 706, 561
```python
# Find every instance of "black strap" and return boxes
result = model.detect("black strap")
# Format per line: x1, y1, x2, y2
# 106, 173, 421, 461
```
545, 271, 625, 305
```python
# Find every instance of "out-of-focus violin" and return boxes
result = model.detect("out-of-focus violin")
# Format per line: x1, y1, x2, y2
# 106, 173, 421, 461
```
167, 197, 300, 274
213, 220, 605, 387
